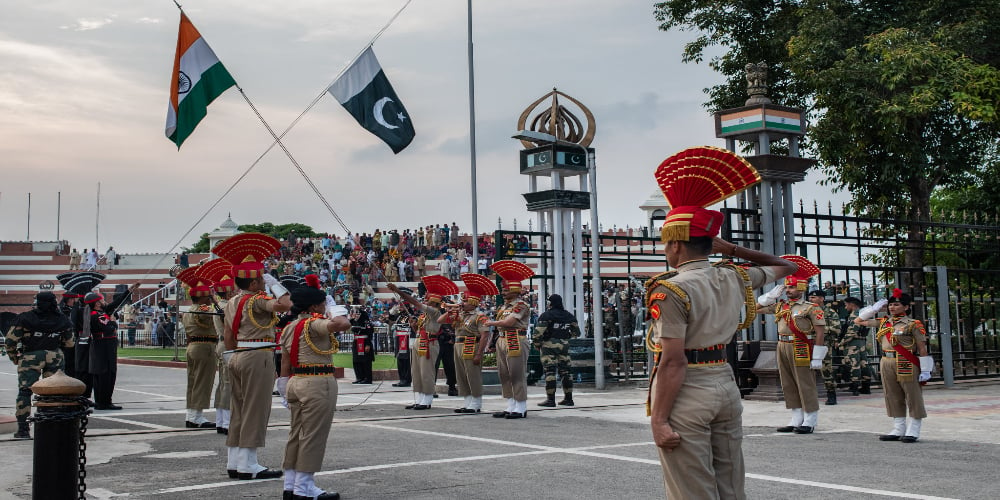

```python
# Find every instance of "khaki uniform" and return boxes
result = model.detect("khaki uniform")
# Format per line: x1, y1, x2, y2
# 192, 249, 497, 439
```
213, 298, 231, 411
412, 304, 444, 397
496, 299, 530, 401
225, 291, 280, 449
863, 315, 928, 419
282, 314, 339, 473
759, 299, 826, 412
649, 260, 773, 500
452, 310, 489, 398
183, 304, 218, 410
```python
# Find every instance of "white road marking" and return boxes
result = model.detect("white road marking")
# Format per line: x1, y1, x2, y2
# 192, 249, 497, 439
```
145, 450, 217, 459
89, 416, 172, 430
142, 422, 958, 499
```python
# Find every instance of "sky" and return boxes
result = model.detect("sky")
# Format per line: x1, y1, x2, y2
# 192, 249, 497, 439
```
0, 0, 840, 254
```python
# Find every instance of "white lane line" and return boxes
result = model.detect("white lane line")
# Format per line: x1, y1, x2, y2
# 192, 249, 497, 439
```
115, 388, 182, 398
89, 416, 172, 430
140, 422, 959, 500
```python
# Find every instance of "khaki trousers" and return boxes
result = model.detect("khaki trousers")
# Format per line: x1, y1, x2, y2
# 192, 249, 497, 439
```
655, 365, 745, 500
880, 357, 927, 419
454, 347, 483, 398
497, 335, 528, 401
283, 375, 338, 472
227, 349, 274, 448
411, 341, 440, 396
185, 342, 216, 410
214, 342, 231, 410
776, 341, 819, 412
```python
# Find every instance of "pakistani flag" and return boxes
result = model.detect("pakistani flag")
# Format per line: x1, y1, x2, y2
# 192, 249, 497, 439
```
328, 47, 415, 154
165, 13, 236, 148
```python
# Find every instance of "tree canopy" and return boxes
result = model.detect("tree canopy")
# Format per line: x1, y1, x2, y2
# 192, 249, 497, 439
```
183, 222, 323, 253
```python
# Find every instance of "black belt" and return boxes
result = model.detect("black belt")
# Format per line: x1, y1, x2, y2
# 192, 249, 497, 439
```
189, 336, 218, 343
684, 344, 727, 365
293, 365, 337, 375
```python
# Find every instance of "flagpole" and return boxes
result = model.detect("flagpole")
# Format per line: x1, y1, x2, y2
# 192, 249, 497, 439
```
467, 0, 480, 275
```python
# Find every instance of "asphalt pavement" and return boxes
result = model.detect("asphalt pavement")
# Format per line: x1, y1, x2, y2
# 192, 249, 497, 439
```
0, 363, 997, 499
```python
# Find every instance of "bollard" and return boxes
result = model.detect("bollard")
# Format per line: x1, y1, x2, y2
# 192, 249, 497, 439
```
29, 369, 91, 500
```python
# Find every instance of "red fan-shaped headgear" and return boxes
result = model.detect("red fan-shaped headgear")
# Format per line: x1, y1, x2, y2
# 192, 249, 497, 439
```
176, 266, 213, 298
212, 233, 280, 279
780, 255, 820, 290
490, 260, 535, 292
421, 275, 460, 303
461, 273, 499, 305
195, 259, 235, 294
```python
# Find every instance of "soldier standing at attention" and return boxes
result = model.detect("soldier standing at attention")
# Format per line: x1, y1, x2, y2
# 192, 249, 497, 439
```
177, 267, 219, 428
278, 278, 349, 500
646, 146, 796, 500
86, 282, 140, 411
840, 296, 873, 396
855, 289, 933, 442
55, 272, 82, 379
215, 233, 290, 481
486, 260, 535, 419
533, 294, 579, 408
808, 289, 843, 405
350, 303, 375, 385
757, 256, 827, 433
195, 258, 237, 434
5, 291, 75, 439
445, 273, 498, 413
387, 276, 458, 410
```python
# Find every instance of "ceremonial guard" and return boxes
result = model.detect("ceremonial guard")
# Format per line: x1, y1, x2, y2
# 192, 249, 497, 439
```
350, 303, 375, 385
278, 274, 349, 500
444, 273, 497, 413
195, 258, 237, 433
62, 271, 107, 396
276, 276, 309, 388
389, 302, 412, 387
645, 146, 796, 499
808, 289, 843, 405
387, 276, 458, 410
757, 256, 827, 433
85, 282, 140, 410
5, 291, 74, 439
177, 267, 219, 428
486, 260, 534, 419
840, 296, 872, 395
214, 233, 290, 480
532, 294, 579, 407
855, 289, 933, 442
56, 272, 82, 378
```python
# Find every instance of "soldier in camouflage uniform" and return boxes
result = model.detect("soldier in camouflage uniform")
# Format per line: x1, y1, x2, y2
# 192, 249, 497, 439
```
533, 294, 580, 407
840, 297, 872, 395
808, 289, 842, 405
4, 291, 75, 439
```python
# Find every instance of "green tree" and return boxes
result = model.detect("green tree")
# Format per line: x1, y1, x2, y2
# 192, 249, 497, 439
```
184, 223, 323, 253
183, 233, 211, 254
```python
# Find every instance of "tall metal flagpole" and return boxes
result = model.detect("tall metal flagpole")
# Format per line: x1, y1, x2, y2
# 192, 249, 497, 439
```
467, 0, 480, 271
95, 182, 101, 253
26, 192, 31, 240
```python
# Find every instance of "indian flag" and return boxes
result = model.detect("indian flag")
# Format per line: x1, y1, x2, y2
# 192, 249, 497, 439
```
165, 13, 236, 148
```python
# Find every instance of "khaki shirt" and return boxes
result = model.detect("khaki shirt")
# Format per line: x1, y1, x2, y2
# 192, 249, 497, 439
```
865, 315, 927, 353
182, 304, 216, 339
212, 298, 229, 338
418, 304, 444, 334
455, 310, 490, 339
224, 291, 279, 340
759, 298, 826, 337
497, 299, 531, 331
651, 260, 774, 349
281, 314, 337, 365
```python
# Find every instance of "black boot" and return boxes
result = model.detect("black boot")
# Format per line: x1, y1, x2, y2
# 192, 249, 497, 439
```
13, 421, 31, 440
860, 380, 871, 395
538, 395, 556, 407
825, 390, 837, 405
849, 382, 860, 396
558, 394, 574, 406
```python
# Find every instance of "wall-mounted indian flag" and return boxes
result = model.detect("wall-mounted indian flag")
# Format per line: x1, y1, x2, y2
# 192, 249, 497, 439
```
165, 13, 236, 148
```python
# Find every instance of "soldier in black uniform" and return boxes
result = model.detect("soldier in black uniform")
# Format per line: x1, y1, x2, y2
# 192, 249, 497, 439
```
434, 321, 458, 396
85, 283, 139, 410
60, 271, 107, 397
5, 291, 75, 439
350, 307, 375, 384
390, 302, 413, 387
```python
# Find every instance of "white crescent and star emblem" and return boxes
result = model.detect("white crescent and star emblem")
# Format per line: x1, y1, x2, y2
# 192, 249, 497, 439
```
373, 96, 406, 130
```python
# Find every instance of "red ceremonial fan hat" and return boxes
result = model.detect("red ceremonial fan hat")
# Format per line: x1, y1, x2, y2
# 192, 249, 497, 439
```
421, 275, 460, 303
780, 255, 820, 290
490, 260, 535, 292
461, 272, 499, 305
176, 266, 213, 298
195, 259, 235, 294
654, 146, 760, 242
212, 233, 280, 279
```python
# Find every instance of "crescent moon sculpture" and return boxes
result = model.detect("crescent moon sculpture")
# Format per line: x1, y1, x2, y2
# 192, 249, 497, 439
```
373, 97, 399, 130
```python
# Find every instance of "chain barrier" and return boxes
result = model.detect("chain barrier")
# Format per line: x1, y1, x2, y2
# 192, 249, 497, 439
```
27, 395, 92, 500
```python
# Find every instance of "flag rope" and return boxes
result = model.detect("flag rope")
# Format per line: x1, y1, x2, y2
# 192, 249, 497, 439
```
137, 0, 414, 282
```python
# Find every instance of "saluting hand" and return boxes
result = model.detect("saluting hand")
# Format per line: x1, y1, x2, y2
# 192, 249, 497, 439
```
651, 422, 681, 451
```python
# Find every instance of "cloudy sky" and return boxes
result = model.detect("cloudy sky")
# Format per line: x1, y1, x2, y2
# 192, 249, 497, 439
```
1, 0, 837, 254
